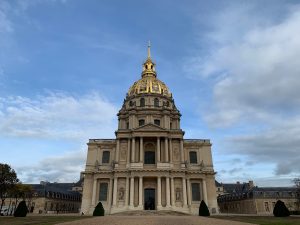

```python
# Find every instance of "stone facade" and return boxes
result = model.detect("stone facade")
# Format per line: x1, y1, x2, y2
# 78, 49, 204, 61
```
81, 45, 218, 215
1, 182, 81, 215
217, 181, 299, 214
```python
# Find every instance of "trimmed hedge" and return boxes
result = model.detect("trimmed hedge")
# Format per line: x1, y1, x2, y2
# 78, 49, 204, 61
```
93, 202, 105, 216
199, 200, 210, 216
14, 201, 28, 217
273, 200, 290, 217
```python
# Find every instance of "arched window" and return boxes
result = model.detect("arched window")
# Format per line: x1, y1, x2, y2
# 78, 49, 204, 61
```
189, 151, 197, 164
102, 151, 110, 163
154, 98, 159, 107
140, 98, 145, 107
139, 119, 145, 126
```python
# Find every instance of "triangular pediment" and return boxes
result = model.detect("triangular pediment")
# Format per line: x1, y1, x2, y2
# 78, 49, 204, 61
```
133, 123, 166, 132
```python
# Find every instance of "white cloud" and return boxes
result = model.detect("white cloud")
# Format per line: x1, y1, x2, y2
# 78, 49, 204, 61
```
0, 1, 13, 34
187, 3, 300, 179
0, 92, 118, 140
16, 149, 86, 183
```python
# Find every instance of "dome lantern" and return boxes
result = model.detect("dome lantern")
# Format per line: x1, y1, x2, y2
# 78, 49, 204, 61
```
127, 42, 171, 97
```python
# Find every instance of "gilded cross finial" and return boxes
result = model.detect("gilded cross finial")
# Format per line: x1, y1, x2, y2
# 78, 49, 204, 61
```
147, 40, 151, 58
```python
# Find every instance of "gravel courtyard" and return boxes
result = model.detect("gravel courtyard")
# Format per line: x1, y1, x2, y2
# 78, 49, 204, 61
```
57, 215, 256, 225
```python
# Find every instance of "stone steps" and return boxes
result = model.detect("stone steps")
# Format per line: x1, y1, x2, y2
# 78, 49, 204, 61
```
112, 210, 190, 216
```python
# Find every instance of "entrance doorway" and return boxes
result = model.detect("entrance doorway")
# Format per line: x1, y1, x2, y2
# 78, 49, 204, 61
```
144, 188, 155, 210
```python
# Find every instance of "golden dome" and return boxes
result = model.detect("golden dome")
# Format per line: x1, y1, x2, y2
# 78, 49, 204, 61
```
128, 75, 171, 97
127, 43, 172, 97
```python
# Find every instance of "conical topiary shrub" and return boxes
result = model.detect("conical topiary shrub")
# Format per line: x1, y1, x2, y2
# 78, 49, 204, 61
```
199, 200, 210, 216
93, 202, 105, 216
273, 200, 290, 217
14, 201, 28, 217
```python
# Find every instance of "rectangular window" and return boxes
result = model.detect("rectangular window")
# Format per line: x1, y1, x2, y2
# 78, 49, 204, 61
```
189, 151, 197, 164
191, 183, 201, 201
144, 151, 155, 164
264, 202, 270, 212
102, 151, 110, 164
154, 119, 160, 126
99, 183, 108, 201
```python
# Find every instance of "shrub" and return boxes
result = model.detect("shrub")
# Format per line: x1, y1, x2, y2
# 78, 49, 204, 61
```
199, 200, 210, 216
93, 202, 105, 216
14, 201, 28, 217
273, 200, 290, 217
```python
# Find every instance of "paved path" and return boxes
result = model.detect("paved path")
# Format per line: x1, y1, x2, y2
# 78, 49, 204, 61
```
57, 215, 256, 225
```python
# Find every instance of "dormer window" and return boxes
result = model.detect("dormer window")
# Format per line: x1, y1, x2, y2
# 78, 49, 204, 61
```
154, 98, 159, 107
139, 119, 145, 126
154, 119, 160, 126
140, 98, 145, 107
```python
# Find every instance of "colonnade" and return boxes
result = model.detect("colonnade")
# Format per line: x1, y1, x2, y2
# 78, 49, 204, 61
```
115, 137, 185, 164
101, 176, 208, 209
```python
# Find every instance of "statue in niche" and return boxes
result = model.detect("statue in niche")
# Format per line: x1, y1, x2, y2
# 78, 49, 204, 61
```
118, 187, 125, 200
174, 148, 179, 160
175, 188, 181, 201
120, 148, 126, 160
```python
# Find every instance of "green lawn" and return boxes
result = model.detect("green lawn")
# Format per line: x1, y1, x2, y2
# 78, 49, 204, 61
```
212, 215, 300, 225
0, 216, 91, 225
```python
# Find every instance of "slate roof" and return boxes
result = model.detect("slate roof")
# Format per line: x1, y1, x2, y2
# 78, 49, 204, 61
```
29, 182, 81, 198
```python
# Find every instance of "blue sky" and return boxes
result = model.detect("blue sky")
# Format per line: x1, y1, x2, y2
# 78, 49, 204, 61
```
1, 0, 299, 186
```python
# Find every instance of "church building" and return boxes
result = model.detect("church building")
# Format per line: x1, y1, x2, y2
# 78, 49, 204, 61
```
81, 45, 218, 215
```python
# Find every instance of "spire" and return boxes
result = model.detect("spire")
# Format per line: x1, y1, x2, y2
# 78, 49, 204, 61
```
147, 40, 151, 58
142, 41, 156, 77
142, 41, 156, 78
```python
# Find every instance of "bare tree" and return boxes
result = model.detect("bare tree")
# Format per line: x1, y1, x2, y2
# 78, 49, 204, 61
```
294, 178, 300, 211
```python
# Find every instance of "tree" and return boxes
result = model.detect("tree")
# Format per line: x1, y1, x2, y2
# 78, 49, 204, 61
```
14, 200, 28, 217
199, 200, 210, 216
294, 178, 300, 211
273, 200, 290, 217
0, 164, 19, 214
93, 202, 105, 216
9, 183, 33, 214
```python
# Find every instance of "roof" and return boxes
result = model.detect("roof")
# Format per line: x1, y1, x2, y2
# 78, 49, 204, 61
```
29, 182, 81, 197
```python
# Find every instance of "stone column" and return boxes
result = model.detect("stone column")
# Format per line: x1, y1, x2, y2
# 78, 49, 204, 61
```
187, 178, 191, 206
182, 177, 187, 207
115, 139, 120, 162
171, 177, 175, 206
130, 177, 134, 207
108, 178, 113, 207
139, 137, 143, 163
91, 179, 97, 206
112, 177, 118, 206
157, 177, 162, 207
202, 179, 208, 204
165, 137, 169, 162
138, 177, 143, 207
157, 137, 160, 162
127, 138, 131, 164
166, 177, 170, 207
125, 177, 129, 207
131, 138, 135, 162
180, 139, 184, 163
169, 138, 173, 163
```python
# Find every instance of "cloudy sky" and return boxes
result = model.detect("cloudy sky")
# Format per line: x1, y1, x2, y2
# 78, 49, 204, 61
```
0, 0, 299, 186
